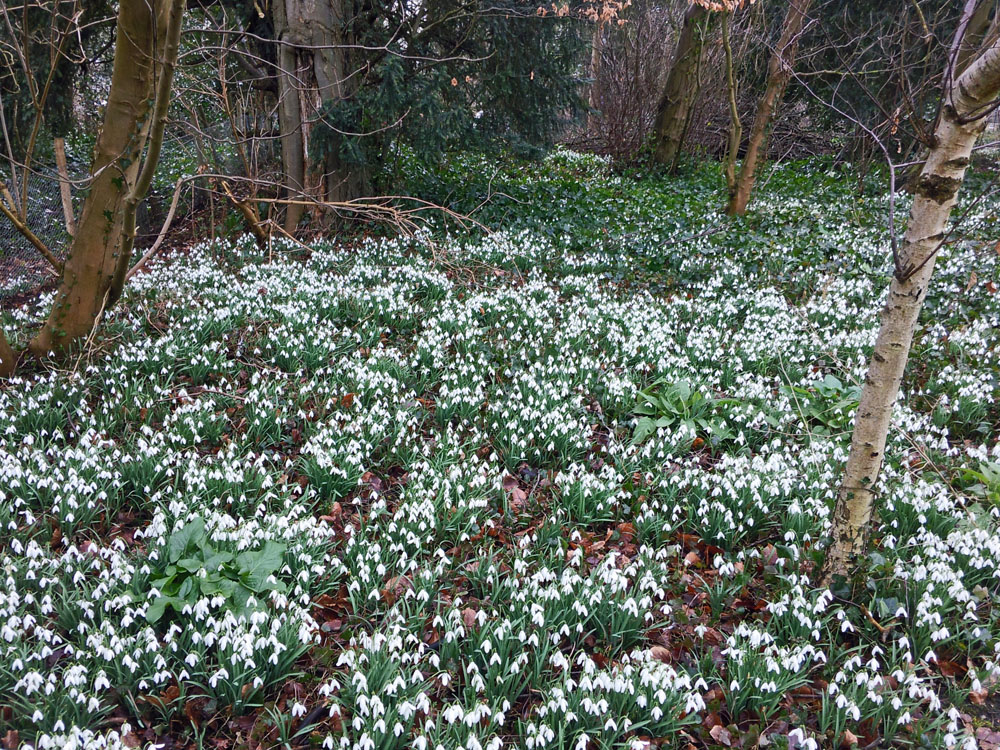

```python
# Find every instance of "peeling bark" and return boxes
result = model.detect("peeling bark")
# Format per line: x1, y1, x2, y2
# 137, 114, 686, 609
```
820, 25, 1000, 584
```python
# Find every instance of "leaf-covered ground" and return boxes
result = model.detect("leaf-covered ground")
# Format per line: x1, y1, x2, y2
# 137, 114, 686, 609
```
2, 151, 1000, 750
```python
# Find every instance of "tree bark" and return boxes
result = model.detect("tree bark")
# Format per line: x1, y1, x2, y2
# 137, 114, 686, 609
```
721, 12, 742, 202
28, 0, 183, 358
273, 0, 362, 229
0, 326, 16, 378
820, 22, 1000, 584
110, 0, 184, 305
587, 20, 605, 131
652, 3, 715, 173
53, 137, 75, 237
272, 0, 307, 233
726, 0, 812, 216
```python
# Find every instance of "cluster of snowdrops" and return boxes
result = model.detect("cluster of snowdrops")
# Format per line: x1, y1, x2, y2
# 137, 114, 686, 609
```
1, 154, 999, 749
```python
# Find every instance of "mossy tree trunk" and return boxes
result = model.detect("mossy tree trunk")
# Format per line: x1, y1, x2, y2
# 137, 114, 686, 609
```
272, 0, 363, 231
27, 0, 184, 359
726, 0, 812, 215
272, 0, 308, 233
651, 2, 716, 173
820, 5, 1000, 584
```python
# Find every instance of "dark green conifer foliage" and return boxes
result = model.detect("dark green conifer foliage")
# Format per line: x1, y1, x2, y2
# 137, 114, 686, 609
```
0, 1, 112, 151
309, 1, 589, 191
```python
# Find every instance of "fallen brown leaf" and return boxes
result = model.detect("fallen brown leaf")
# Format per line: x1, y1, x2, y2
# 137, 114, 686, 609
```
840, 729, 859, 747
709, 724, 732, 747
650, 645, 671, 664
462, 607, 478, 629
977, 727, 1000, 750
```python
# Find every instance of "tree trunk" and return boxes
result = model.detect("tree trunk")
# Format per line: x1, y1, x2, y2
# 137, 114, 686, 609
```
652, 3, 715, 173
721, 12, 742, 203
726, 0, 812, 216
314, 0, 367, 207
0, 327, 16, 378
273, 1, 307, 233
273, 0, 361, 227
28, 0, 182, 358
587, 20, 605, 131
53, 137, 75, 237
820, 21, 1000, 584
111, 0, 184, 305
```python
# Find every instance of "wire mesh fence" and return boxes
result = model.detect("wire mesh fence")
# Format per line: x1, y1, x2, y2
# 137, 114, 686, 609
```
0, 163, 78, 303
0, 118, 281, 308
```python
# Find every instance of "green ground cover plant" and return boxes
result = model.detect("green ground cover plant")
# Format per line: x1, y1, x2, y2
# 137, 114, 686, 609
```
1, 152, 999, 749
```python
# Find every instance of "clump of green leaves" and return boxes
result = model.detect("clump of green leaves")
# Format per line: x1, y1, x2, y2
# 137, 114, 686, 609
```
963, 460, 1000, 506
145, 518, 286, 623
781, 374, 861, 436
632, 380, 738, 449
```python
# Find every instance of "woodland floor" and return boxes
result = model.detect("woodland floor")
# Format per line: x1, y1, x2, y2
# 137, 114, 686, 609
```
1, 150, 1000, 750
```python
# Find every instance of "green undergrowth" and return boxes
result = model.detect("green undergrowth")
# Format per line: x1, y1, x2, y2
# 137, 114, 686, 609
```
1, 151, 999, 750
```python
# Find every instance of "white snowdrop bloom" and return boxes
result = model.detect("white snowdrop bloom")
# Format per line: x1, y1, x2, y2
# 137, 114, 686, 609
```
2, 170, 999, 749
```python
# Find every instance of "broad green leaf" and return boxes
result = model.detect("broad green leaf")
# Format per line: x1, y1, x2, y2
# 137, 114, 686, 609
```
178, 575, 195, 600
168, 517, 206, 563
236, 541, 286, 592
631, 417, 656, 445
202, 550, 234, 571
177, 557, 206, 573
230, 584, 254, 614
201, 577, 239, 598
146, 596, 169, 623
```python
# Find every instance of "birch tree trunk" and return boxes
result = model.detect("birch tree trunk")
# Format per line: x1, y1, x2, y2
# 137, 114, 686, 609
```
725, 0, 812, 216
27, 0, 183, 358
651, 3, 715, 173
820, 19, 1000, 583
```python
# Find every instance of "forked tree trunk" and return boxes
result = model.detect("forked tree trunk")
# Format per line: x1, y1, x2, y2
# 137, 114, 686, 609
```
273, 0, 362, 229
652, 3, 715, 173
820, 21, 1000, 584
27, 0, 183, 358
726, 0, 812, 215
273, 1, 307, 233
